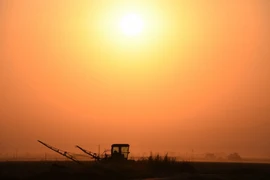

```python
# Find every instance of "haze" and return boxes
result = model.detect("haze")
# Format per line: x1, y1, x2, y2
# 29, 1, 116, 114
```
1, 0, 270, 159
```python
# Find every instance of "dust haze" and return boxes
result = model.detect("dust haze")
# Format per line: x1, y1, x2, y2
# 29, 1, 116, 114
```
1, 0, 270, 160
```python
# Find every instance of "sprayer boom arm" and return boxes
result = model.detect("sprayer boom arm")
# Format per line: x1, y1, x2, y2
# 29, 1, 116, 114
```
76, 145, 101, 161
37, 140, 80, 164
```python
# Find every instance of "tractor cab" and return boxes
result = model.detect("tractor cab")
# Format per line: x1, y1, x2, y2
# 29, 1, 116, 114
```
111, 144, 130, 160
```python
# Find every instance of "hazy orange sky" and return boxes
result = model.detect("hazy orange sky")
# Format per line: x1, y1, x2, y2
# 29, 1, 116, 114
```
1, 0, 270, 158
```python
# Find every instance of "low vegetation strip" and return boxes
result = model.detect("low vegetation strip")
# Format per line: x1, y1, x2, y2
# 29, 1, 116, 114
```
0, 154, 270, 180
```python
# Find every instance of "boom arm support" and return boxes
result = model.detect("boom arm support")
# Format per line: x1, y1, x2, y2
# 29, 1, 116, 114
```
37, 140, 81, 164
76, 145, 101, 161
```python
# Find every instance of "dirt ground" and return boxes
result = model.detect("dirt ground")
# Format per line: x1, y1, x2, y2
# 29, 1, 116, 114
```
0, 161, 269, 180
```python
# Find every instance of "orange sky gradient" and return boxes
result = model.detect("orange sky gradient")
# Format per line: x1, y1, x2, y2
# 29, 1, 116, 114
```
1, 0, 270, 158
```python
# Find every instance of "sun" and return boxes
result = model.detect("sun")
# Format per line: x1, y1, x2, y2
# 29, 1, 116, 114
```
119, 13, 144, 37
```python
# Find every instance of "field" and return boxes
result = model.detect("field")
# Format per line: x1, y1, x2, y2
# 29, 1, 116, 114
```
1, 157, 270, 180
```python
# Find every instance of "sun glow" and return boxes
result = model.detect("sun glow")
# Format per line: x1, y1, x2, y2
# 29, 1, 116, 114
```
119, 13, 144, 36
94, 3, 168, 56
